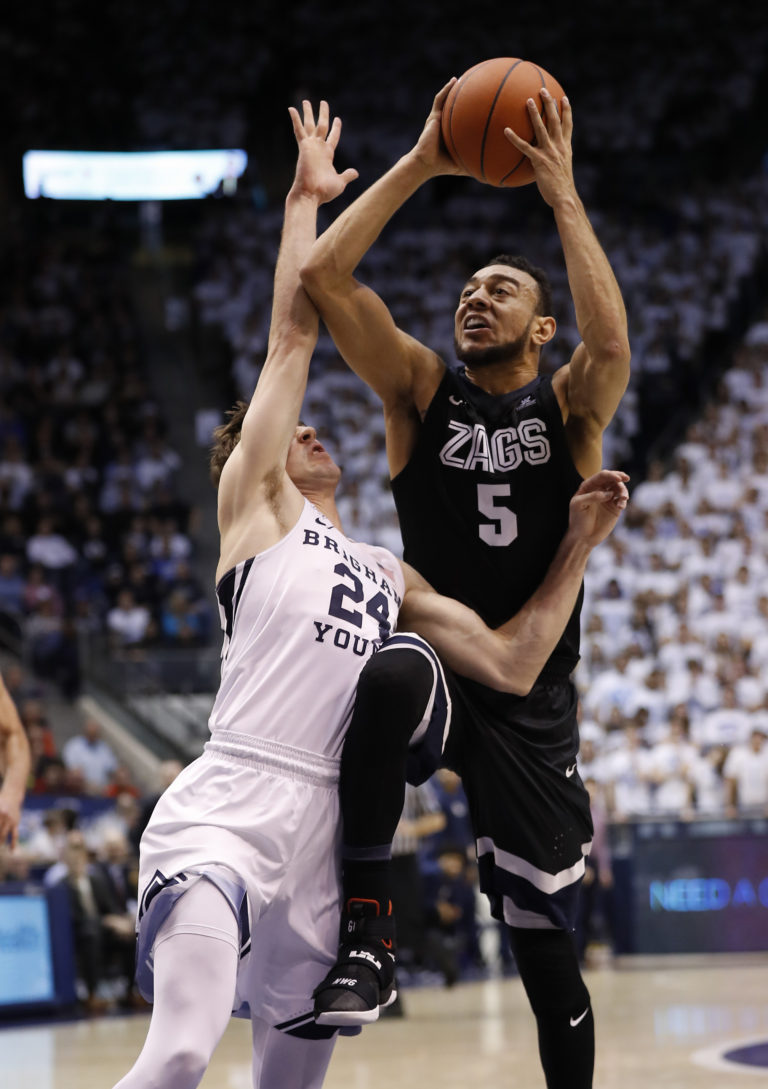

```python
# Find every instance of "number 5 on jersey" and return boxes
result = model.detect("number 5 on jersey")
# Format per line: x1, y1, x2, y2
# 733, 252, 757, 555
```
477, 483, 518, 546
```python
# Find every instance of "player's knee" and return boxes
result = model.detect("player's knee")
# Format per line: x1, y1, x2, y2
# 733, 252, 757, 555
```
358, 646, 434, 703
509, 927, 590, 1017
530, 973, 590, 1019
159, 1043, 211, 1087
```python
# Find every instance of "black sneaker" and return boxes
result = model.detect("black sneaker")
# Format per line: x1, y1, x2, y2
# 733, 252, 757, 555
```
313, 899, 397, 1026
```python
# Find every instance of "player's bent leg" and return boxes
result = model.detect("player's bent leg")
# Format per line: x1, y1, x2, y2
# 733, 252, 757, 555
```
314, 637, 448, 1026
508, 926, 594, 1089
340, 638, 444, 854
112, 879, 239, 1089
251, 1016, 336, 1089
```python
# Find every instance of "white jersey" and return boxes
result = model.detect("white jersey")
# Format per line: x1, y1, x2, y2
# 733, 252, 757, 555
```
209, 499, 405, 760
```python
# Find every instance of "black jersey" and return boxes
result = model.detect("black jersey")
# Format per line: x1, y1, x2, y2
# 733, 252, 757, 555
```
392, 365, 591, 929
391, 366, 584, 668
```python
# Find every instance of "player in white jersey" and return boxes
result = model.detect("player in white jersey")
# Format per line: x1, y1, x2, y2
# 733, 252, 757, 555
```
206, 503, 405, 761
113, 103, 628, 1089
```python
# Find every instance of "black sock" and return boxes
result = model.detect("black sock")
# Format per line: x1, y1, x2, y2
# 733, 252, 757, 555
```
508, 926, 594, 1089
340, 860, 392, 913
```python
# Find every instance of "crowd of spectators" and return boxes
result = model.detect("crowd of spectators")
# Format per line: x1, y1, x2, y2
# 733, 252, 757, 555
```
574, 336, 768, 822
0, 661, 169, 1010
0, 225, 212, 694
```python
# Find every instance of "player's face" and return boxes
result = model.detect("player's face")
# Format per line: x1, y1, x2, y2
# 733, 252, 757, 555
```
453, 265, 540, 367
286, 424, 341, 490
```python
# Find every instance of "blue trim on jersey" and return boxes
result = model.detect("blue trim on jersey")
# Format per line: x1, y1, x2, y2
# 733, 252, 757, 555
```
218, 568, 235, 641
233, 556, 254, 620
216, 556, 255, 647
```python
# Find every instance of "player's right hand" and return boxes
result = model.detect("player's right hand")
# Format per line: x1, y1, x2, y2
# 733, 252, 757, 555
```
288, 100, 359, 205
503, 87, 576, 209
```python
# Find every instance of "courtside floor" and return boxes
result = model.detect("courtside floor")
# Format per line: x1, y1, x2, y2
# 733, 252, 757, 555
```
4, 956, 768, 1088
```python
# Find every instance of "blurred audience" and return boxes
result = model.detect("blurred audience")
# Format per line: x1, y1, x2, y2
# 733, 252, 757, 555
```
61, 718, 119, 796
49, 830, 138, 1012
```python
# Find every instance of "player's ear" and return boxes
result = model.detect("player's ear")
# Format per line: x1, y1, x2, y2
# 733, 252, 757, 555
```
532, 315, 556, 346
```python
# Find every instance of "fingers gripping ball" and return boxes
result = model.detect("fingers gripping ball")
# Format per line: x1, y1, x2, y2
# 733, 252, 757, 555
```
442, 58, 565, 187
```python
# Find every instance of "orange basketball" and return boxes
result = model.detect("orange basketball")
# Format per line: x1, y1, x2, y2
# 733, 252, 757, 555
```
441, 58, 565, 187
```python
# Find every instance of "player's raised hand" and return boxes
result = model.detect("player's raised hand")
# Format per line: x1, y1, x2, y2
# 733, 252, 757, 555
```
288, 100, 359, 205
567, 469, 629, 547
410, 80, 469, 178
502, 87, 575, 207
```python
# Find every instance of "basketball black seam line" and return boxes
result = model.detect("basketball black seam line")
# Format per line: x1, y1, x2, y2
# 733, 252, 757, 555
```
446, 72, 473, 178
499, 65, 551, 187
480, 59, 525, 184
448, 59, 511, 181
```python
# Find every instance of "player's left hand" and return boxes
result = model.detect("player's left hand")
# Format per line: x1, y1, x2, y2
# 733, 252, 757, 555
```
288, 100, 359, 205
568, 469, 629, 547
502, 87, 576, 208
410, 80, 470, 179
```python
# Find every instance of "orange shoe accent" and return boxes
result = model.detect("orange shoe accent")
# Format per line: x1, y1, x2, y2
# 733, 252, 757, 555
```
345, 896, 382, 915
344, 897, 395, 950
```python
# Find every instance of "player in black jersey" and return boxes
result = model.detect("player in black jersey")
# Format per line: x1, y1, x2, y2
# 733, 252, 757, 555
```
302, 81, 630, 1088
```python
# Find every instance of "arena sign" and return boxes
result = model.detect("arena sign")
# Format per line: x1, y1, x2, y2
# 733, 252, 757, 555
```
22, 149, 248, 201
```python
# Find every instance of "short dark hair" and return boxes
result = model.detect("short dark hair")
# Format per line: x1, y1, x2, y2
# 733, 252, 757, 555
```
209, 400, 249, 486
486, 253, 553, 317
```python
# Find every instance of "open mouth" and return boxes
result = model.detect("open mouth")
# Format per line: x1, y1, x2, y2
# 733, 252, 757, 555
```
464, 318, 490, 333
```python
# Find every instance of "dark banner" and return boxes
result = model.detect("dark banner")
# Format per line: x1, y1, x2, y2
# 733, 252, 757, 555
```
610, 819, 768, 954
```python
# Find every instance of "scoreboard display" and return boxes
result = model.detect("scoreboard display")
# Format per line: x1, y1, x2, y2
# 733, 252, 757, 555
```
610, 818, 768, 954
0, 884, 76, 1015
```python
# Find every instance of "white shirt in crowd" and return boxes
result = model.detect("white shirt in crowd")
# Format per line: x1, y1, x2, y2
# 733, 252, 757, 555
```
62, 732, 119, 793
723, 736, 768, 810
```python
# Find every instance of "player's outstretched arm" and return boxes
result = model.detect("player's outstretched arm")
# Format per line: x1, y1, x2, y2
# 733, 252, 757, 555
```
300, 81, 464, 411
399, 470, 629, 694
0, 676, 31, 849
238, 102, 358, 479
504, 90, 630, 476
217, 102, 357, 525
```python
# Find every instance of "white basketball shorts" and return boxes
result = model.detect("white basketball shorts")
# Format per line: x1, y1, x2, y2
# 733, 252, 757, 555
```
135, 731, 343, 1034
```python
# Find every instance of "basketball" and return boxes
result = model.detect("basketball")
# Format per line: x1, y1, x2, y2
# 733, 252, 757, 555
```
441, 58, 566, 187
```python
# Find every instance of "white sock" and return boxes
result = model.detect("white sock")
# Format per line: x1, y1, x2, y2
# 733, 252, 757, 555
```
250, 1015, 336, 1089
112, 878, 239, 1089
